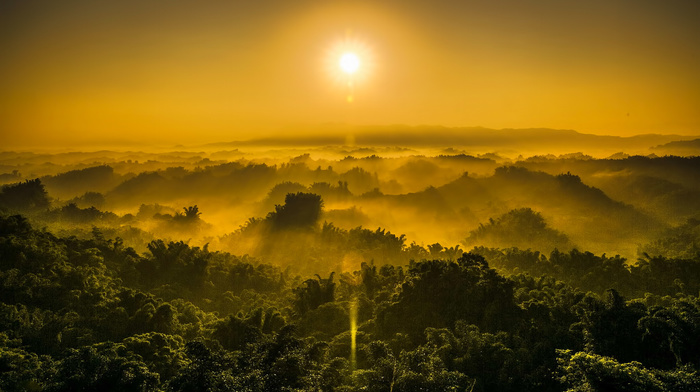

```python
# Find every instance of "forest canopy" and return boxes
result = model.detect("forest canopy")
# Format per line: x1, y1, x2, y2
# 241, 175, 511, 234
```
1, 148, 699, 391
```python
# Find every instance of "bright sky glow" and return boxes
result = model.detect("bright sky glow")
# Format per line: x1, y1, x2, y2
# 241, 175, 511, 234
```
1, 0, 699, 147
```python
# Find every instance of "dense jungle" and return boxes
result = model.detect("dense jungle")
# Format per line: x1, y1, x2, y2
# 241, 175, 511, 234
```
1, 144, 700, 391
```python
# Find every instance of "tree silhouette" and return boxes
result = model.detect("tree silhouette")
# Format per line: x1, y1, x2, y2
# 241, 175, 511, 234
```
267, 192, 323, 230
0, 179, 50, 211
377, 253, 520, 341
465, 207, 571, 252
173, 205, 201, 224
294, 272, 336, 314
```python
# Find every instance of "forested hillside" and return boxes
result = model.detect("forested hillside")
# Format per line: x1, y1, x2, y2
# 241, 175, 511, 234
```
4, 0, 699, 388
1, 150, 699, 390
2, 151, 698, 258
2, 216, 700, 390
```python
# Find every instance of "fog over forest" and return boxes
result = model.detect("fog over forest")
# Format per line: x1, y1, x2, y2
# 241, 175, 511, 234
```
1, 130, 700, 391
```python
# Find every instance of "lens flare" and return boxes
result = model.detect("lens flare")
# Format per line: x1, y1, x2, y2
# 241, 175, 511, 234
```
349, 297, 358, 369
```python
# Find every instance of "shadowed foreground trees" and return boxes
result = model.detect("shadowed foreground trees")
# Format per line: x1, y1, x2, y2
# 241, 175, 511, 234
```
1, 213, 700, 391
377, 254, 521, 341
558, 350, 700, 392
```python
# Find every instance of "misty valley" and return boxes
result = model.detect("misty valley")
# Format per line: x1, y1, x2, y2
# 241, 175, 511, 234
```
1, 142, 700, 391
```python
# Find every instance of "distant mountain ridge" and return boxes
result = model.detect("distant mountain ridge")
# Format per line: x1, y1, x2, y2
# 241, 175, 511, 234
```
207, 126, 699, 155
651, 138, 700, 156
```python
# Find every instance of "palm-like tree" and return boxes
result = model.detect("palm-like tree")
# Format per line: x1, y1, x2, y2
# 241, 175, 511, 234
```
183, 205, 201, 220
294, 272, 336, 314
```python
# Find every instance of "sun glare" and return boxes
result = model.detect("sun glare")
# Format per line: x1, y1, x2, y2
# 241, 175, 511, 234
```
325, 35, 374, 103
340, 53, 360, 74
326, 35, 373, 81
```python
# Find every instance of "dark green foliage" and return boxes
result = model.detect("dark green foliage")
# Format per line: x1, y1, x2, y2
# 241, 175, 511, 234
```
2, 212, 700, 391
547, 248, 632, 295
167, 341, 238, 392
0, 334, 55, 391
299, 302, 349, 340
142, 240, 209, 291
424, 323, 525, 392
47, 346, 160, 392
637, 296, 700, 370
216, 260, 285, 295
294, 272, 336, 314
475, 246, 700, 298
377, 253, 521, 341
0, 214, 32, 237
629, 254, 700, 297
121, 333, 186, 380
212, 309, 282, 351
558, 350, 700, 392
349, 340, 471, 392
580, 290, 646, 363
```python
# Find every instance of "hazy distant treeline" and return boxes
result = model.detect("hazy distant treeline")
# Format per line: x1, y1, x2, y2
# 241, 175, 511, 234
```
1, 150, 698, 262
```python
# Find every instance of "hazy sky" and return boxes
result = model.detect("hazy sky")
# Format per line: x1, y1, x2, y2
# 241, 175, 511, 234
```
1, 0, 699, 147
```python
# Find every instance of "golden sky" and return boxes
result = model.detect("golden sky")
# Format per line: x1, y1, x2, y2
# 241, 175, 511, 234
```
1, 0, 699, 148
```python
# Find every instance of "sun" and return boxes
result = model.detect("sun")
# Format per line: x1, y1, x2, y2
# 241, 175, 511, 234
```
325, 34, 374, 102
339, 52, 360, 74
325, 35, 373, 83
